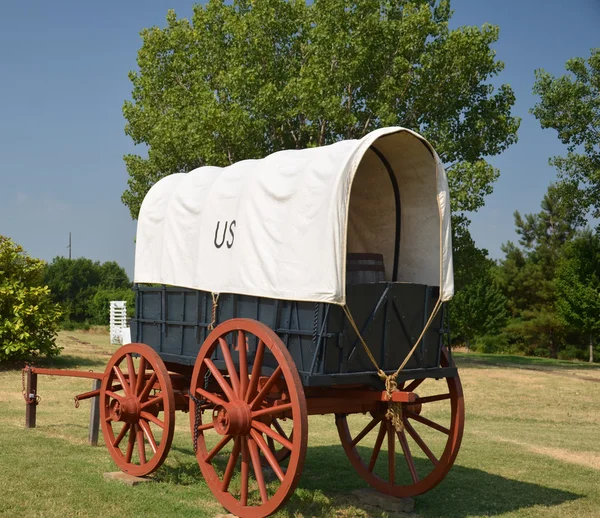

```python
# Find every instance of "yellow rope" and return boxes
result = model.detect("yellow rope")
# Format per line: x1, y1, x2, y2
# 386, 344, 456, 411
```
208, 292, 220, 331
343, 299, 442, 431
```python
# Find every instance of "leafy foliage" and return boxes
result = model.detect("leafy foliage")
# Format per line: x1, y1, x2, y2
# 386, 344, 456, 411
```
0, 237, 62, 361
531, 48, 600, 223
44, 257, 132, 326
122, 0, 519, 219
556, 231, 600, 362
497, 185, 584, 358
88, 288, 135, 326
448, 217, 508, 346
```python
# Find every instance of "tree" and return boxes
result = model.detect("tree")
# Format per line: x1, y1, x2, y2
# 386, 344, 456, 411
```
122, 0, 519, 220
449, 277, 508, 348
44, 257, 132, 324
0, 236, 62, 361
556, 231, 600, 363
497, 184, 581, 357
531, 48, 600, 224
448, 216, 508, 346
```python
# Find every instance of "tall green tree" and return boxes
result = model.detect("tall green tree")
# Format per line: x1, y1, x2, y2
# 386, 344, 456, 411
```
556, 231, 600, 363
0, 237, 62, 361
122, 0, 519, 220
531, 48, 600, 223
498, 184, 581, 357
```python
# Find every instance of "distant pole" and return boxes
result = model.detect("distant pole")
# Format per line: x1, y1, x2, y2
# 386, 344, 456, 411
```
68, 232, 72, 260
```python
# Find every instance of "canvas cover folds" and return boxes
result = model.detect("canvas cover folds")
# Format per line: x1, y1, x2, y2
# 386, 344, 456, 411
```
134, 127, 454, 305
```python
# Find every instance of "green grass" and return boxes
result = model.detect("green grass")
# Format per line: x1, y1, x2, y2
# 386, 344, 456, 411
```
1, 332, 599, 517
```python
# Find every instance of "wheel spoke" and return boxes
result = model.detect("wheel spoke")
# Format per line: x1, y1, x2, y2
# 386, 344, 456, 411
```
196, 387, 228, 408
245, 339, 265, 403
403, 419, 438, 466
251, 429, 285, 482
248, 436, 269, 504
140, 393, 163, 411
136, 424, 147, 464
134, 356, 147, 396
204, 358, 236, 402
221, 437, 241, 492
125, 426, 135, 463
387, 421, 395, 485
218, 337, 241, 398
368, 421, 387, 473
113, 366, 130, 396
252, 402, 293, 420
105, 390, 125, 403
205, 434, 233, 463
125, 353, 136, 394
139, 372, 158, 402
196, 422, 215, 432
140, 411, 164, 429
250, 365, 283, 410
252, 420, 293, 451
405, 411, 450, 435
404, 378, 425, 393
417, 393, 451, 405
112, 423, 130, 448
397, 429, 419, 483
139, 419, 158, 454
272, 419, 289, 441
241, 437, 250, 506
350, 416, 381, 448
238, 330, 249, 398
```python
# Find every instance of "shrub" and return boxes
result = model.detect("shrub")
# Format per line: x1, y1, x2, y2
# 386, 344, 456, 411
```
88, 288, 135, 326
0, 237, 62, 361
471, 333, 510, 354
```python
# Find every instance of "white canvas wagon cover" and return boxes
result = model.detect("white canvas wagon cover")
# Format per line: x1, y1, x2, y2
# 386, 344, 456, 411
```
134, 127, 453, 305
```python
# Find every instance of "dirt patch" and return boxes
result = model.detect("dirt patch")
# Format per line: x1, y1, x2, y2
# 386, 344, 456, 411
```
462, 359, 600, 383
477, 432, 600, 471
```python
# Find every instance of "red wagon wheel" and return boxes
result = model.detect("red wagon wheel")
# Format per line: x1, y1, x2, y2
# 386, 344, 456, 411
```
189, 318, 308, 518
100, 343, 175, 477
336, 348, 464, 497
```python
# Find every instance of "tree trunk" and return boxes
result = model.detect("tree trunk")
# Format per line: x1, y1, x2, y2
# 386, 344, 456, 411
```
549, 329, 558, 359
589, 333, 594, 364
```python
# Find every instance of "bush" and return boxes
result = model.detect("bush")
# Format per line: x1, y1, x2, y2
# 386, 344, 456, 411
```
88, 288, 135, 326
471, 333, 510, 354
0, 237, 62, 361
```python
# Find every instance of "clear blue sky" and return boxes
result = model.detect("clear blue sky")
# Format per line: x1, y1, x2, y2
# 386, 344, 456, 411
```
1, 1, 598, 278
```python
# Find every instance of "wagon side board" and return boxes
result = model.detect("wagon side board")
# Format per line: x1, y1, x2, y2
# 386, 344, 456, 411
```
132, 283, 455, 389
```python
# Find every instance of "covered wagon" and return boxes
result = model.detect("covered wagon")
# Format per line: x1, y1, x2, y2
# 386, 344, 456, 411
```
25, 127, 464, 518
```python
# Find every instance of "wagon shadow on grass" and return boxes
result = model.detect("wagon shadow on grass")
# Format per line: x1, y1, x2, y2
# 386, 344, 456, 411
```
152, 444, 580, 517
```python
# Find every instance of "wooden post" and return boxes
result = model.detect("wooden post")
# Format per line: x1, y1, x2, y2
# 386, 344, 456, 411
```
89, 379, 101, 446
25, 370, 38, 428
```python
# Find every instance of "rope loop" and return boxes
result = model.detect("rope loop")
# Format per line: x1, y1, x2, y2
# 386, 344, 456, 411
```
208, 292, 220, 331
343, 299, 442, 432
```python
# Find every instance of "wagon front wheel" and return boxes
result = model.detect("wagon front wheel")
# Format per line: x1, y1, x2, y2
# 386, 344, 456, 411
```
100, 343, 175, 477
336, 348, 464, 497
189, 318, 308, 518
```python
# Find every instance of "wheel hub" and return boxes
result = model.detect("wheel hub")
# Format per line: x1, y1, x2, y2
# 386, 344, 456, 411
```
406, 394, 422, 415
212, 402, 252, 436
109, 397, 141, 424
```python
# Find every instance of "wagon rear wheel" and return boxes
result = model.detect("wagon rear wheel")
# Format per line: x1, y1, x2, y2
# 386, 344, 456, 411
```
189, 318, 308, 518
336, 348, 464, 497
100, 343, 175, 477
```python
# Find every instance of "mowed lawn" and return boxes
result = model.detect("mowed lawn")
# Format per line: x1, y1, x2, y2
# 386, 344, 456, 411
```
1, 330, 599, 517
